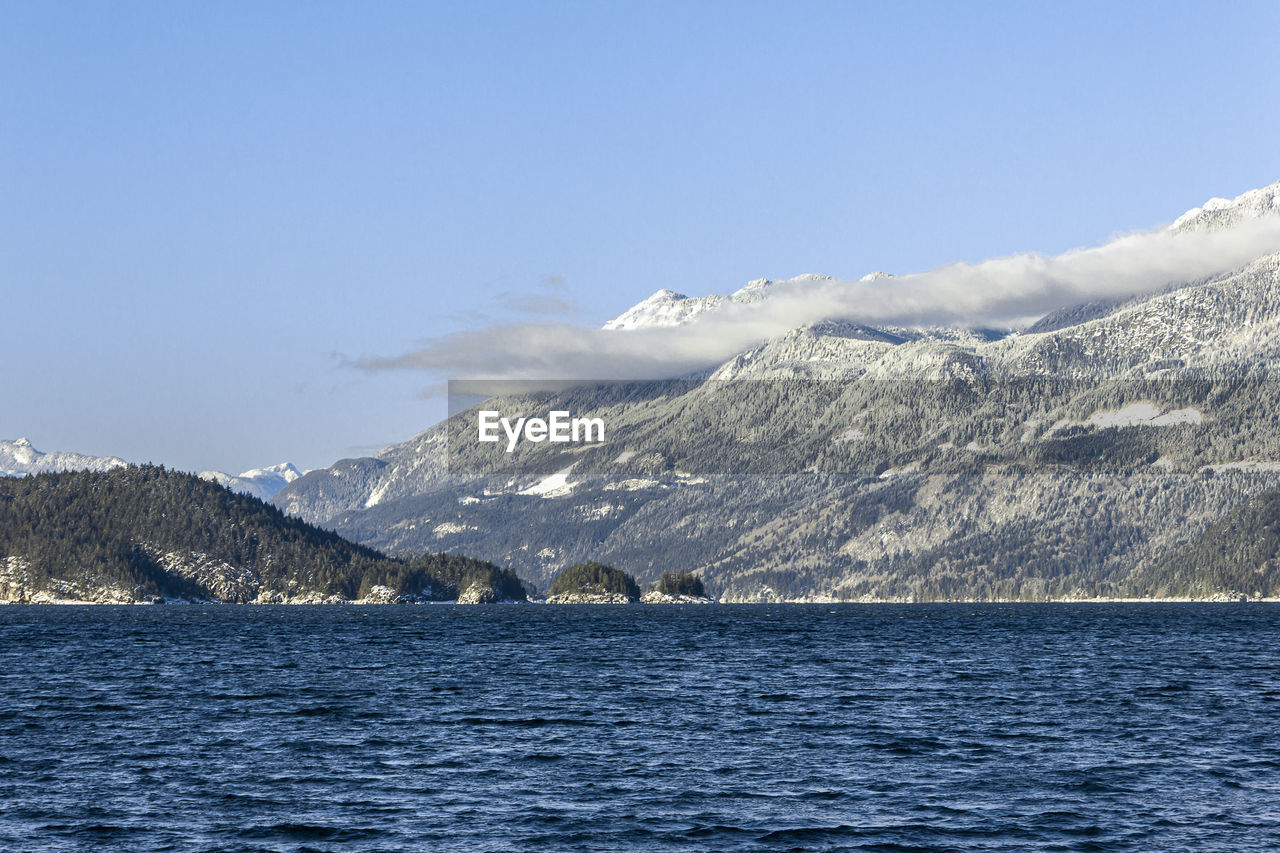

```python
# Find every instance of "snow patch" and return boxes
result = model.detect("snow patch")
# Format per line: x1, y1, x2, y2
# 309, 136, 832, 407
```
879, 461, 920, 479
1202, 461, 1280, 474
364, 481, 390, 508
577, 503, 622, 521
603, 478, 662, 491
519, 465, 576, 497
433, 521, 477, 537
1047, 403, 1203, 435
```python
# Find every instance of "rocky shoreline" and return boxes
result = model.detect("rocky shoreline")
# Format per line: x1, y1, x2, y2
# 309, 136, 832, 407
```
639, 590, 716, 604
0, 575, 521, 606
543, 591, 636, 604
4, 595, 1274, 605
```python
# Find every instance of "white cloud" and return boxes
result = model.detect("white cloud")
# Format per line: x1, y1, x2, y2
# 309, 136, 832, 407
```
359, 216, 1280, 381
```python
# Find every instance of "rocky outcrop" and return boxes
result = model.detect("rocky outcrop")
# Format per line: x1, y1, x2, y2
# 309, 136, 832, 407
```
253, 590, 348, 604
640, 590, 715, 604
544, 591, 636, 604
149, 549, 259, 602
1, 556, 152, 603
457, 581, 501, 604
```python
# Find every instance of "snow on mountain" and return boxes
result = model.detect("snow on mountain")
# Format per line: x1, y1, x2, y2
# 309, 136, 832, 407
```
602, 274, 835, 330
0, 438, 128, 477
1, 437, 302, 502
601, 289, 723, 330
276, 178, 1280, 541
200, 462, 303, 502
1170, 179, 1280, 234
0, 438, 301, 502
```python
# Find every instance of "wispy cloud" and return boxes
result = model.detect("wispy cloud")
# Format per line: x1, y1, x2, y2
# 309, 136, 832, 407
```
490, 273, 580, 317
359, 218, 1280, 381
493, 291, 580, 317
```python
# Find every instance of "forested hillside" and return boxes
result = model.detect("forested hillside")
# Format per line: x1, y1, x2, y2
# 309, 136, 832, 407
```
0, 466, 524, 603
1131, 490, 1280, 599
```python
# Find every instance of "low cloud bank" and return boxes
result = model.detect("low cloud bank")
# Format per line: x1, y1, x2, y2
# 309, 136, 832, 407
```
360, 217, 1280, 381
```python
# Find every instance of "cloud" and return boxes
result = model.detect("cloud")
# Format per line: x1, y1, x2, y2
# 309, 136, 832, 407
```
488, 274, 580, 317
358, 217, 1280, 381
493, 291, 580, 317
414, 381, 450, 400
442, 307, 493, 326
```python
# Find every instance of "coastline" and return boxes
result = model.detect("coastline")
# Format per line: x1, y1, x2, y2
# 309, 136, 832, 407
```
4, 596, 1278, 606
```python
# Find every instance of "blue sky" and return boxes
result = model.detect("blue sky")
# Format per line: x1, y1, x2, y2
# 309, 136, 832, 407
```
3, 1, 1279, 474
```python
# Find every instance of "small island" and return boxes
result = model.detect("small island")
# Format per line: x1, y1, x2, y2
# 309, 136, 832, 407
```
545, 561, 640, 603
641, 571, 716, 604
542, 565, 717, 604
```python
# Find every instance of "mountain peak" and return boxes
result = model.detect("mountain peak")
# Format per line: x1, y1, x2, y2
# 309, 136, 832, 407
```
199, 462, 303, 501
1, 439, 128, 478
604, 274, 842, 331
1170, 179, 1280, 234
602, 288, 720, 330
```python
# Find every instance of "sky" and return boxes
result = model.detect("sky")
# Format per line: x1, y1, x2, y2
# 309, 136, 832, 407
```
3, 1, 1280, 475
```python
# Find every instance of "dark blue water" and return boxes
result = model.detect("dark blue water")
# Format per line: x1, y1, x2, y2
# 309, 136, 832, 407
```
2, 604, 1278, 852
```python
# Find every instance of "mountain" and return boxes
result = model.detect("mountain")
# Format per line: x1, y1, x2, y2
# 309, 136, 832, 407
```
0, 438, 127, 478
1, 439, 300, 502
199, 462, 303, 501
602, 274, 832, 330
274, 180, 1280, 601
0, 466, 525, 604
1170, 182, 1280, 234
1131, 489, 1280, 600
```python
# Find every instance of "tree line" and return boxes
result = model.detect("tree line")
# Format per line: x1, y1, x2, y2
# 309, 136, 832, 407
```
0, 466, 525, 601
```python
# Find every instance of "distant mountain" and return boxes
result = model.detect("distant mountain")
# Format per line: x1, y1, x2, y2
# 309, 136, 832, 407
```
0, 438, 301, 502
199, 462, 303, 502
0, 438, 127, 478
275, 180, 1280, 601
0, 466, 525, 604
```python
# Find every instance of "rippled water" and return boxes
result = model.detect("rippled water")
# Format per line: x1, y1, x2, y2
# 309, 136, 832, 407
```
2, 604, 1279, 851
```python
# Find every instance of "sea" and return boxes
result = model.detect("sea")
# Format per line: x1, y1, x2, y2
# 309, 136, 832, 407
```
1, 604, 1278, 852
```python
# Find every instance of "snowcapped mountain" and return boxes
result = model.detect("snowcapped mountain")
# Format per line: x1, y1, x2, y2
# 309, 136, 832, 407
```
199, 462, 303, 502
0, 438, 128, 477
1171, 182, 1280, 234
0, 438, 300, 502
275, 179, 1280, 600
602, 274, 835, 330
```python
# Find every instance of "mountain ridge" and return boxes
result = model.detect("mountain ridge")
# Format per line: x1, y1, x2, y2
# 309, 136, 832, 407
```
1, 438, 302, 502
269, 179, 1280, 600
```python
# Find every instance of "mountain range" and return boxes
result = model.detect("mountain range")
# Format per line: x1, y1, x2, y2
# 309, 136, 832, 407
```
0, 438, 300, 502
271, 180, 1280, 601
10, 182, 1280, 602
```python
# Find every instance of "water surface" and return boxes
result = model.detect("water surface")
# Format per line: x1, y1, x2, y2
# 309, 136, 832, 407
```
2, 604, 1278, 851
